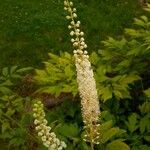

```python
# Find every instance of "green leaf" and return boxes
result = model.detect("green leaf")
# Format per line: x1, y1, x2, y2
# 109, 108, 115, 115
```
125, 113, 139, 133
140, 16, 148, 22
48, 53, 59, 62
134, 18, 145, 27
101, 127, 120, 143
10, 66, 18, 74
139, 145, 150, 150
56, 123, 79, 138
64, 65, 74, 79
6, 108, 15, 117
21, 113, 33, 126
144, 136, 150, 142
90, 52, 99, 65
99, 87, 113, 102
106, 140, 130, 150
120, 74, 140, 85
139, 102, 150, 114
100, 120, 113, 132
2, 122, 10, 133
16, 67, 33, 73
144, 88, 150, 98
140, 115, 150, 133
0, 80, 13, 86
113, 90, 123, 99
125, 29, 141, 37
2, 67, 8, 77
0, 86, 12, 94
79, 141, 89, 150
101, 111, 115, 122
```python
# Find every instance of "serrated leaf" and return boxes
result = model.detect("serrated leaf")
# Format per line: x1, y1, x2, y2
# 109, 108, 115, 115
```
114, 90, 123, 99
120, 74, 140, 85
56, 123, 79, 138
140, 115, 150, 133
64, 65, 74, 79
100, 87, 113, 102
10, 66, 18, 74
140, 16, 148, 22
125, 29, 141, 37
144, 88, 150, 98
139, 102, 150, 114
134, 18, 145, 27
2, 67, 8, 77
100, 120, 113, 132
125, 113, 139, 133
0, 80, 13, 86
64, 52, 72, 59
90, 52, 99, 65
2, 122, 10, 133
48, 53, 59, 61
144, 136, 150, 142
106, 140, 130, 150
21, 113, 33, 126
140, 145, 150, 150
101, 111, 115, 122
6, 108, 15, 117
16, 67, 33, 73
101, 127, 120, 143
0, 86, 12, 94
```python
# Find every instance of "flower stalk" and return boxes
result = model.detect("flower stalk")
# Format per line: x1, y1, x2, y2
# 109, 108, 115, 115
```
64, 0, 101, 147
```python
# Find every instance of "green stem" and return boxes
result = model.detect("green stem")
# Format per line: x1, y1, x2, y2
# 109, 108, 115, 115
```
89, 125, 94, 150
90, 141, 94, 150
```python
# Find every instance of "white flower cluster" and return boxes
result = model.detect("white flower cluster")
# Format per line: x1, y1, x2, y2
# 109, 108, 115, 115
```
64, 0, 100, 144
64, 0, 88, 60
33, 101, 67, 150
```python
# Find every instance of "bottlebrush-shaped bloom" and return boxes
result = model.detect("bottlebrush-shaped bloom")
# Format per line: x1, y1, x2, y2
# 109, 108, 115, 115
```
64, 0, 100, 144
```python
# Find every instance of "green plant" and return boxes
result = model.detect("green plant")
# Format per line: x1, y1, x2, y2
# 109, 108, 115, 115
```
34, 52, 77, 97
34, 3, 150, 150
0, 66, 34, 149
1, 1, 149, 150
33, 99, 129, 150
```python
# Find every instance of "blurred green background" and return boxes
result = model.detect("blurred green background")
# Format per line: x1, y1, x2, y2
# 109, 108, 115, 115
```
0, 0, 143, 68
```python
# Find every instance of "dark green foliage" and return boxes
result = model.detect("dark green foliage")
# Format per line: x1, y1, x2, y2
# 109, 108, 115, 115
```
0, 0, 142, 68
0, 1, 150, 150
34, 9, 150, 149
34, 52, 77, 97
0, 66, 35, 149
38, 100, 129, 150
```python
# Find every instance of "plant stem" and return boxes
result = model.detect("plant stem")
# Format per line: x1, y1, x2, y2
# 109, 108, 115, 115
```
90, 126, 94, 150
90, 141, 94, 150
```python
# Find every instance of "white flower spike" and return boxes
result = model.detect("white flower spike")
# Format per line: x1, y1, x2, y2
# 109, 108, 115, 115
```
33, 101, 67, 149
64, 0, 101, 145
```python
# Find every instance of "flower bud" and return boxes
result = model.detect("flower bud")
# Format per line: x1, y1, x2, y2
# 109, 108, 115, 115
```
68, 25, 72, 29
73, 8, 77, 12
73, 13, 77, 18
71, 38, 75, 42
64, 7, 67, 10
66, 16, 71, 19
80, 32, 84, 36
70, 2, 73, 6
64, 1, 68, 6
70, 31, 74, 36
71, 21, 75, 25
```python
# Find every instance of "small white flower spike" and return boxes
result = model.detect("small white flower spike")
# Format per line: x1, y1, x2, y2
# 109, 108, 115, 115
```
33, 100, 67, 149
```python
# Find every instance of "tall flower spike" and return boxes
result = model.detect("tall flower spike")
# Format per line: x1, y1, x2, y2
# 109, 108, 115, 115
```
33, 101, 67, 150
64, 0, 101, 145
